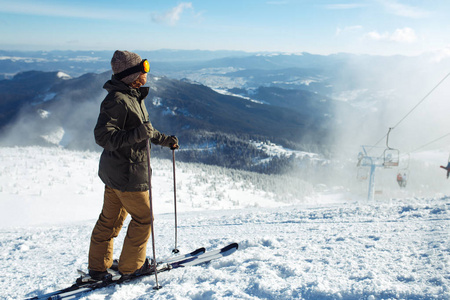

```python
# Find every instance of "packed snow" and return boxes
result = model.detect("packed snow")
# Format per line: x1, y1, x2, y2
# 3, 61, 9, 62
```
0, 146, 449, 299
251, 140, 320, 160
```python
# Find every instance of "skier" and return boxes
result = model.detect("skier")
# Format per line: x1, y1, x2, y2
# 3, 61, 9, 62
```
440, 162, 450, 179
88, 50, 179, 281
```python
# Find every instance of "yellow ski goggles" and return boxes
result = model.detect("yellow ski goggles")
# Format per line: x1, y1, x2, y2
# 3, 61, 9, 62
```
115, 59, 150, 80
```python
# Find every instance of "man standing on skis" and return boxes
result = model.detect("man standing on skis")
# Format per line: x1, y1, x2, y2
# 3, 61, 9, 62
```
88, 50, 179, 281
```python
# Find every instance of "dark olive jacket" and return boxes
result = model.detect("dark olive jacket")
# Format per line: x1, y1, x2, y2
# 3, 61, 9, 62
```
94, 76, 172, 192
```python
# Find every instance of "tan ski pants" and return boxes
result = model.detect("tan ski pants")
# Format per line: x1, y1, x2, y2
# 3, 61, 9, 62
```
88, 186, 151, 274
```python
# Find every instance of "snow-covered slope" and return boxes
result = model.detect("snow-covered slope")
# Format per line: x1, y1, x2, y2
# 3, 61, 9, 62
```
0, 147, 316, 228
0, 147, 448, 299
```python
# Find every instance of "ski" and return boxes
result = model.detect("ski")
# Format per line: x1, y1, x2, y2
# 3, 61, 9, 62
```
172, 242, 238, 267
25, 246, 205, 300
26, 243, 237, 300
162, 246, 205, 264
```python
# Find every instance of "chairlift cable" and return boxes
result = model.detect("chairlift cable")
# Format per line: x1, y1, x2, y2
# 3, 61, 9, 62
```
390, 71, 450, 131
368, 71, 450, 152
408, 132, 450, 154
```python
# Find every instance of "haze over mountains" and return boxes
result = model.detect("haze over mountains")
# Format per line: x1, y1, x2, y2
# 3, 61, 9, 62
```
1, 49, 449, 173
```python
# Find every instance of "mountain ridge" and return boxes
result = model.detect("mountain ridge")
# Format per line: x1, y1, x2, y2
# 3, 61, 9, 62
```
2, 50, 449, 172
0, 70, 343, 173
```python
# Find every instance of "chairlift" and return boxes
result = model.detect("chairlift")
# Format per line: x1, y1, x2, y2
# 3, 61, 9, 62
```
400, 153, 411, 169
356, 152, 369, 181
357, 167, 369, 181
383, 128, 399, 168
357, 151, 374, 167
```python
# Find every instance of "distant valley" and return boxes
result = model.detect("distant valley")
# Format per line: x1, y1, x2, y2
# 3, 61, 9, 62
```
1, 50, 449, 173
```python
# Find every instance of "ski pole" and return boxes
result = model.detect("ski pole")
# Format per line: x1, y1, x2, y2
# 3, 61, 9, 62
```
172, 149, 180, 254
146, 139, 161, 290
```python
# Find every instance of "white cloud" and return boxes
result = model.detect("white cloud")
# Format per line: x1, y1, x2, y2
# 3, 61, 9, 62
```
152, 3, 193, 26
365, 27, 417, 43
377, 0, 430, 18
390, 27, 417, 43
365, 31, 385, 41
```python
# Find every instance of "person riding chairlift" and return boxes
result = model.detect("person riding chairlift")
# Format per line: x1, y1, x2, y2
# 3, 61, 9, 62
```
396, 173, 407, 188
397, 173, 402, 186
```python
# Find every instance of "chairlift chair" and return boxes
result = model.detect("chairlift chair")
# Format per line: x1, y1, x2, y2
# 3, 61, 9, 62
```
383, 148, 400, 167
383, 127, 400, 168
357, 152, 373, 167
399, 153, 410, 177
357, 167, 369, 181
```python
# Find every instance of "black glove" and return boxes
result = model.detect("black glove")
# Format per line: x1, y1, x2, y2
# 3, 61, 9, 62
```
168, 135, 179, 150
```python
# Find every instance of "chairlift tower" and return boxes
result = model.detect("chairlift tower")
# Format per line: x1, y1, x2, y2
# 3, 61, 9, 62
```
357, 146, 385, 201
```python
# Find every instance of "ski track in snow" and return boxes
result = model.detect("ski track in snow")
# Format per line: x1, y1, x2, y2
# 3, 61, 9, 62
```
0, 147, 449, 300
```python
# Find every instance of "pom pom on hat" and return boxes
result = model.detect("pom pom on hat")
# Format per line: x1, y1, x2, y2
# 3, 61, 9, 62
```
111, 50, 142, 84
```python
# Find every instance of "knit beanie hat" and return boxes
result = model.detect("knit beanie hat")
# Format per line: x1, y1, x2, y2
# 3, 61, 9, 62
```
111, 50, 142, 84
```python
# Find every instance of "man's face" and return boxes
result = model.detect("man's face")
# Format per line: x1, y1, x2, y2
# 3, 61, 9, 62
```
131, 72, 147, 88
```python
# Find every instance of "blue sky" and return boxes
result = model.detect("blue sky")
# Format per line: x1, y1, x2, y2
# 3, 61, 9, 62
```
0, 0, 449, 56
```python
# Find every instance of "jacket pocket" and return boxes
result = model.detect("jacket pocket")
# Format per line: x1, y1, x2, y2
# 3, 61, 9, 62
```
128, 161, 148, 188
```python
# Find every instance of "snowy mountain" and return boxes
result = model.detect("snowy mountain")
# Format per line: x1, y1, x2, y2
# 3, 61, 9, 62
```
0, 146, 448, 299
0, 50, 252, 79
2, 49, 450, 154
0, 69, 353, 173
